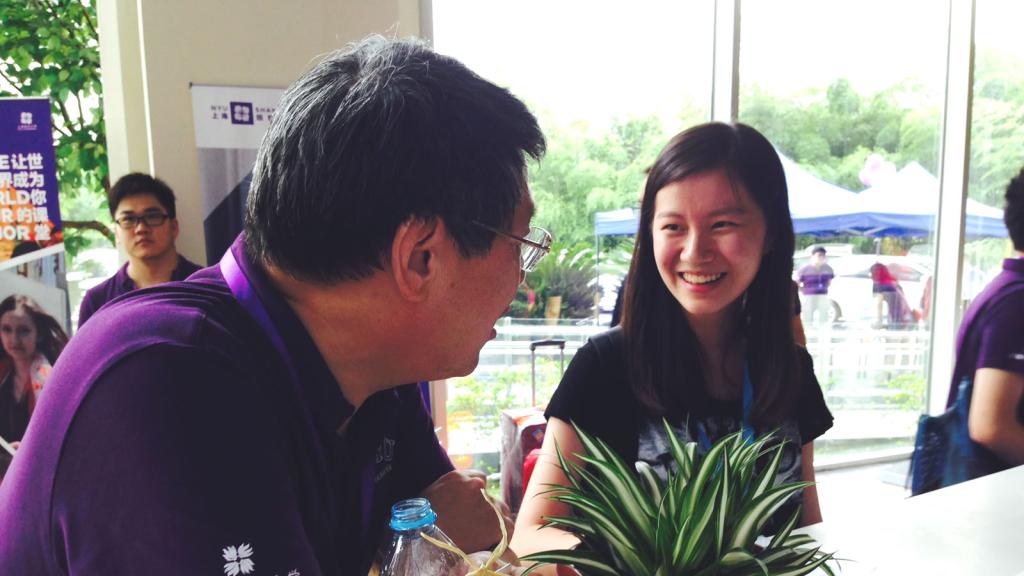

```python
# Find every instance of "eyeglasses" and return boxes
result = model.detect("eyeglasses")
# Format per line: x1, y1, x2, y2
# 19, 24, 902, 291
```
115, 213, 170, 229
472, 221, 552, 273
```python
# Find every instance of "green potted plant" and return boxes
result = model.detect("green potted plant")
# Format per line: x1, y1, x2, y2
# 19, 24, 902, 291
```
520, 423, 837, 576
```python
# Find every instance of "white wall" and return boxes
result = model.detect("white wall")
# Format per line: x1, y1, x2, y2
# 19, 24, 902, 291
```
98, 0, 424, 265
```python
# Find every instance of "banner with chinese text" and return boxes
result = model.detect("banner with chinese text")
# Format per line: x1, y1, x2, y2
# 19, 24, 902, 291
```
190, 84, 283, 263
0, 97, 70, 333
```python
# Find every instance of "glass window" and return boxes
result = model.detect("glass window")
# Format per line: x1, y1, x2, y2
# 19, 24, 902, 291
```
432, 0, 714, 472
963, 1, 1023, 309
739, 0, 950, 464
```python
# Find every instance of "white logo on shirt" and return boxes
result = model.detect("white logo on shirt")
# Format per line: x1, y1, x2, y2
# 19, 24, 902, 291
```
222, 543, 255, 575
376, 437, 395, 464
1011, 352, 1024, 361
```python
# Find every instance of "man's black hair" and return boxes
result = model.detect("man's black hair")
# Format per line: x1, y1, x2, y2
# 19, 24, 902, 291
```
245, 36, 545, 282
1006, 166, 1024, 252
108, 173, 177, 219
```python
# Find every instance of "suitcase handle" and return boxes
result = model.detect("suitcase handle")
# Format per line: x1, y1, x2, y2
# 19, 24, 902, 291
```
530, 339, 566, 406
530, 339, 566, 352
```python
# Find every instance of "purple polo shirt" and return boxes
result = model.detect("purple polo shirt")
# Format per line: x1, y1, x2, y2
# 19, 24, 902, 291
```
77, 255, 203, 328
949, 257, 1024, 422
0, 236, 453, 575
797, 263, 834, 296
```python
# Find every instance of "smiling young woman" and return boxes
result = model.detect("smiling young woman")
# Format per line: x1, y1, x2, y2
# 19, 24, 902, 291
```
511, 123, 834, 568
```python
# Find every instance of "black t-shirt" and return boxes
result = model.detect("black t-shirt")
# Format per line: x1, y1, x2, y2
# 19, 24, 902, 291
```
545, 327, 833, 530
0, 371, 30, 443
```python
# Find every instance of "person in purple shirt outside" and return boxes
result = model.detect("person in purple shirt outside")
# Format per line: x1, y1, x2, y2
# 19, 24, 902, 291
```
0, 36, 550, 575
950, 166, 1024, 471
77, 173, 202, 328
796, 246, 834, 326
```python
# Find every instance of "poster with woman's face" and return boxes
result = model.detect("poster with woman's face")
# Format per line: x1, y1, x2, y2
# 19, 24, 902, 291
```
0, 98, 70, 335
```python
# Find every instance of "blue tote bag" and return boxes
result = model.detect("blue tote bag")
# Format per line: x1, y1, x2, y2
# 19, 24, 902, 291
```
909, 377, 1002, 495
909, 280, 1024, 496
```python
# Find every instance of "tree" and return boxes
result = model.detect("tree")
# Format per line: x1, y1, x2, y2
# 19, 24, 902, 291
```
969, 48, 1024, 208
528, 114, 672, 248
0, 0, 112, 257
740, 78, 944, 193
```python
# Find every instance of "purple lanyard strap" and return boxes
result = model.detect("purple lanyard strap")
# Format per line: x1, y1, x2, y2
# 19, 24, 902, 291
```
220, 248, 376, 543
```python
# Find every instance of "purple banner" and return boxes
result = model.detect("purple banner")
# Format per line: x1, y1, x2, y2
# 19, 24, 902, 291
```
0, 98, 62, 264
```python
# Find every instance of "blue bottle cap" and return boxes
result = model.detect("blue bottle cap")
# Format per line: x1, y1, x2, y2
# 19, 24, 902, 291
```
389, 497, 438, 531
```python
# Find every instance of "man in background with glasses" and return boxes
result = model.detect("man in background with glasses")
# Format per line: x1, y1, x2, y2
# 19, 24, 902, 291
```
76, 173, 201, 328
0, 37, 549, 575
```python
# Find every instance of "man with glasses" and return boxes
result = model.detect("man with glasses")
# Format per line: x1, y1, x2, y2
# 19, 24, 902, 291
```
0, 37, 549, 575
76, 173, 201, 327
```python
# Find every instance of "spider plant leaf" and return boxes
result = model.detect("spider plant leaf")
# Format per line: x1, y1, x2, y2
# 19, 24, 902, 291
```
782, 534, 817, 548
720, 549, 769, 576
575, 455, 656, 551
683, 441, 698, 479
519, 549, 620, 576
679, 472, 722, 567
570, 461, 639, 529
669, 508, 694, 566
692, 563, 721, 576
681, 433, 733, 518
574, 427, 658, 519
759, 546, 799, 565
728, 482, 811, 550
714, 444, 731, 557
735, 434, 773, 495
540, 515, 599, 539
767, 505, 803, 550
603, 535, 652, 576
548, 494, 636, 547
750, 438, 787, 501
787, 545, 822, 567
816, 556, 838, 576
572, 432, 657, 543
552, 436, 584, 492
635, 460, 664, 503
767, 552, 835, 576
534, 421, 834, 576
662, 419, 694, 480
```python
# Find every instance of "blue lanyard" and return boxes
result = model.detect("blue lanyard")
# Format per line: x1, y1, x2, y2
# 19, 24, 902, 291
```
695, 360, 755, 451
219, 248, 376, 545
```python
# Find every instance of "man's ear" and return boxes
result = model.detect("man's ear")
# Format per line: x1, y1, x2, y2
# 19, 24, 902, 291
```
171, 218, 180, 241
391, 216, 443, 302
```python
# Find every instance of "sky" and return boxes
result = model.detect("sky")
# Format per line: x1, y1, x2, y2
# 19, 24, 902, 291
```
432, 0, 1024, 129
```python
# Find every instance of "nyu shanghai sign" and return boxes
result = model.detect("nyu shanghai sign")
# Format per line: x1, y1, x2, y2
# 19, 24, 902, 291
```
0, 98, 62, 264
190, 84, 284, 263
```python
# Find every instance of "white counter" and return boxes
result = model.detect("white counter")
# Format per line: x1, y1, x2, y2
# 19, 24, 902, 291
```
798, 465, 1024, 575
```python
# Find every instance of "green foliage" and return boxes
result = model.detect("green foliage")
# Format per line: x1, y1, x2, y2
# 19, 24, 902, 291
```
740, 79, 939, 193
881, 373, 927, 412
446, 357, 563, 435
514, 243, 599, 319
0, 0, 112, 256
509, 239, 634, 320
529, 114, 671, 248
525, 57, 1024, 255
968, 48, 1024, 208
521, 425, 835, 576
740, 52, 1024, 213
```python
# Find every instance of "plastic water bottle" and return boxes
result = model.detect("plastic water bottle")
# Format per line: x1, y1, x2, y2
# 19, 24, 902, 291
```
380, 497, 470, 576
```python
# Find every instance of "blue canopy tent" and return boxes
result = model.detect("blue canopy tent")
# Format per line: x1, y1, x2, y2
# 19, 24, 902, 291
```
848, 162, 1007, 238
594, 153, 864, 237
592, 158, 1007, 239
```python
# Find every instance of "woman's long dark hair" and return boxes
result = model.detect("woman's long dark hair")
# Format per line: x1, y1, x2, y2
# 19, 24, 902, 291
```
0, 294, 69, 366
620, 122, 798, 425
